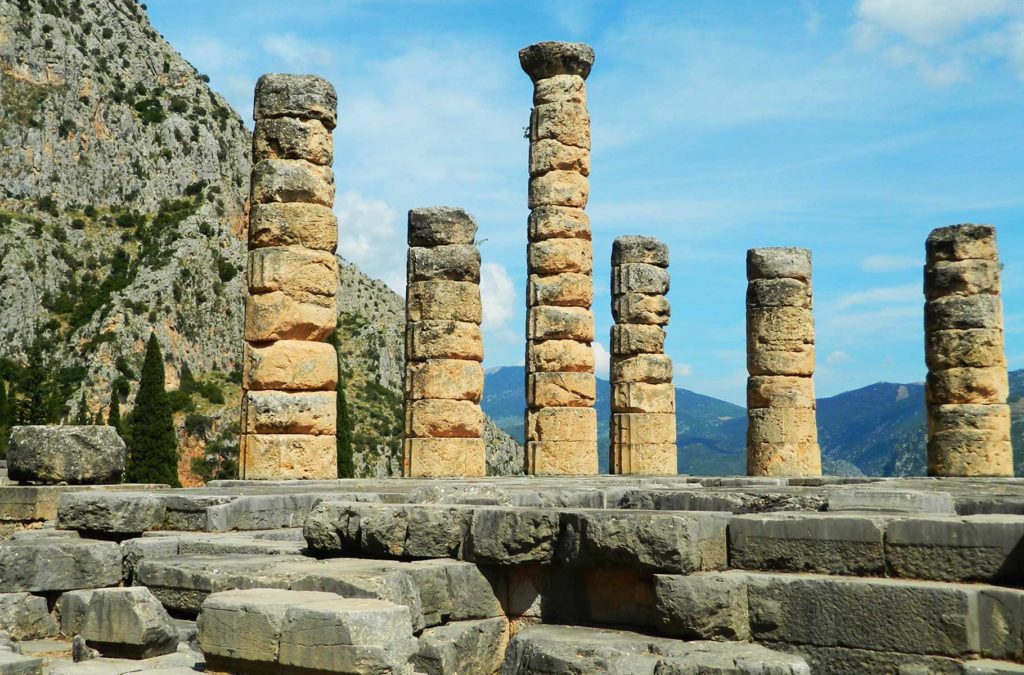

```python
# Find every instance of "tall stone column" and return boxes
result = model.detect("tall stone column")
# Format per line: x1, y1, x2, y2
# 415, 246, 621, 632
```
520, 41, 598, 475
610, 237, 677, 474
925, 225, 1012, 476
240, 74, 339, 480
403, 207, 486, 477
746, 248, 821, 477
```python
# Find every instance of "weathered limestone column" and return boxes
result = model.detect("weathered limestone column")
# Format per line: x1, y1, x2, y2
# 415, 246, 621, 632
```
925, 225, 1012, 476
403, 207, 486, 477
240, 74, 339, 480
746, 248, 821, 477
610, 237, 677, 475
520, 41, 598, 475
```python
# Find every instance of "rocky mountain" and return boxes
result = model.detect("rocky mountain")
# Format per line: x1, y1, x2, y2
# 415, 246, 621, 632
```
483, 366, 1024, 476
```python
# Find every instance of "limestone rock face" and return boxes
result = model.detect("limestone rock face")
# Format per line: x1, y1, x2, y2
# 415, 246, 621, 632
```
80, 587, 179, 659
7, 426, 125, 485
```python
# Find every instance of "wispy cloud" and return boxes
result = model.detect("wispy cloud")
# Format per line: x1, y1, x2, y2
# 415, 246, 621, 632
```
335, 191, 404, 293
831, 283, 920, 310
826, 350, 851, 365
261, 32, 334, 69
860, 254, 921, 272
480, 262, 515, 332
593, 341, 611, 380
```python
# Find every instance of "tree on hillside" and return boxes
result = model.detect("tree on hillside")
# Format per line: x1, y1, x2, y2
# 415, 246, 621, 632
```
74, 393, 89, 425
179, 363, 196, 394
0, 382, 9, 457
108, 390, 121, 432
127, 333, 179, 486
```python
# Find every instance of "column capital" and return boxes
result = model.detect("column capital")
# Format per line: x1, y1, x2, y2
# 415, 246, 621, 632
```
519, 41, 595, 82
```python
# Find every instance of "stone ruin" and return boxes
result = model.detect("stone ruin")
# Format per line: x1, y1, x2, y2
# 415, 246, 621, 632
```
0, 40, 1021, 675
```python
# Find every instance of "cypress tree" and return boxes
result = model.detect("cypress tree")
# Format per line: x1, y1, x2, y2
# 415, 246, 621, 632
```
0, 382, 8, 457
108, 392, 121, 431
179, 363, 196, 394
92, 410, 103, 425
74, 393, 89, 425
337, 384, 354, 478
127, 333, 179, 487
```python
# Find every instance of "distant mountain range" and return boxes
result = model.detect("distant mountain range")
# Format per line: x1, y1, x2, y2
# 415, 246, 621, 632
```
483, 367, 1024, 476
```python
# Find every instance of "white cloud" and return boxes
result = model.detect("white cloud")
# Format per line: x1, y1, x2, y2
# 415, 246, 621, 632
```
826, 350, 851, 365
859, 254, 920, 272
593, 342, 611, 380
335, 191, 404, 293
802, 0, 823, 34
832, 283, 920, 310
856, 0, 1014, 45
674, 363, 694, 378
480, 262, 515, 331
261, 32, 333, 69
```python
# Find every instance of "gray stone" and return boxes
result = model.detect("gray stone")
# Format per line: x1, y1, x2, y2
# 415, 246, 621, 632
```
519, 41, 595, 81
71, 634, 98, 662
653, 573, 750, 640
254, 73, 338, 128
407, 245, 481, 283
408, 207, 478, 247
746, 248, 811, 282
56, 590, 95, 636
413, 617, 508, 675
827, 488, 956, 514
611, 236, 669, 267
747, 277, 812, 309
885, 515, 1024, 583
57, 492, 166, 534
729, 512, 889, 575
0, 593, 57, 640
611, 263, 670, 295
925, 294, 1004, 331
926, 224, 997, 262
80, 587, 179, 659
778, 644, 963, 675
7, 426, 125, 485
406, 559, 502, 624
121, 539, 179, 585
466, 508, 560, 564
965, 660, 1024, 674
977, 588, 1024, 660
0, 540, 121, 592
0, 651, 41, 675
558, 509, 729, 573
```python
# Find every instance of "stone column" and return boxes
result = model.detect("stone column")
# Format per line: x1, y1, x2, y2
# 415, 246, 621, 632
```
745, 248, 821, 477
403, 207, 486, 477
610, 237, 677, 474
240, 74, 339, 480
925, 225, 1012, 476
520, 41, 598, 475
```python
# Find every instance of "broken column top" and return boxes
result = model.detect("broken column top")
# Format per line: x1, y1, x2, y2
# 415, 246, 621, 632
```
254, 74, 338, 129
926, 224, 997, 262
519, 41, 595, 81
408, 207, 478, 247
746, 247, 811, 282
612, 236, 669, 267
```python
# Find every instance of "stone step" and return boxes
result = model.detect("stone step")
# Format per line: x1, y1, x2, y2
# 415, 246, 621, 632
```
654, 570, 1024, 665
501, 623, 809, 674
0, 539, 121, 593
728, 511, 1024, 583
0, 650, 42, 675
412, 616, 509, 675
0, 484, 167, 524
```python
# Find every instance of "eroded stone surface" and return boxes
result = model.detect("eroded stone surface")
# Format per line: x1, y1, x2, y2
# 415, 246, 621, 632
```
7, 426, 125, 485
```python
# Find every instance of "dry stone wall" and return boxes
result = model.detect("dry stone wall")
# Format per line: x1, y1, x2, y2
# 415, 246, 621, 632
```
240, 74, 339, 480
521, 41, 598, 475
610, 236, 677, 474
403, 208, 486, 477
745, 248, 821, 477
924, 225, 1013, 476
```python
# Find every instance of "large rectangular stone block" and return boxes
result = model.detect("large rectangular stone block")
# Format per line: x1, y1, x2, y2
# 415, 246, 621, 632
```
927, 224, 998, 262
408, 207, 477, 247
611, 382, 676, 414
407, 245, 481, 283
925, 259, 1000, 299
925, 294, 1004, 331
406, 281, 482, 323
0, 539, 121, 592
527, 205, 590, 241
612, 263, 670, 296
612, 413, 677, 446
654, 573, 750, 641
466, 508, 561, 564
527, 339, 593, 373
528, 306, 594, 341
244, 291, 335, 342
747, 247, 811, 282
529, 138, 590, 176
527, 372, 596, 407
611, 323, 665, 356
613, 442, 677, 475
747, 306, 814, 350
612, 236, 670, 267
747, 277, 811, 309
613, 293, 671, 325
243, 340, 337, 391
528, 171, 589, 209
526, 440, 598, 475
405, 399, 483, 438
886, 515, 1024, 583
249, 202, 338, 252
526, 407, 597, 443
530, 101, 590, 148
533, 74, 587, 105
251, 159, 334, 207
406, 320, 483, 362
406, 359, 484, 402
253, 116, 333, 165
747, 344, 816, 377
247, 246, 338, 297
747, 407, 818, 445
928, 403, 1011, 437
747, 441, 822, 477
747, 375, 815, 409
528, 272, 593, 307
242, 391, 336, 435
528, 239, 592, 275
7, 426, 125, 485
240, 434, 337, 480
926, 366, 1009, 405
926, 328, 1006, 370
404, 438, 486, 478
611, 354, 673, 384
254, 73, 337, 128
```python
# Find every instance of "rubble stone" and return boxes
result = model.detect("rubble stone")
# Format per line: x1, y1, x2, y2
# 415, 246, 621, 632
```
7, 426, 125, 485
80, 587, 178, 659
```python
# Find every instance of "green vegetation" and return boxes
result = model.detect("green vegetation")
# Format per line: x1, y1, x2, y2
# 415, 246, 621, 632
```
190, 421, 238, 482
337, 379, 354, 478
126, 334, 179, 486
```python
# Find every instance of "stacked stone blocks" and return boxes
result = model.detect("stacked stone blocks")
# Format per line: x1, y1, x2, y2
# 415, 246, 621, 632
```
521, 41, 598, 475
924, 225, 1012, 476
241, 74, 339, 480
610, 236, 677, 474
403, 207, 486, 477
746, 248, 821, 477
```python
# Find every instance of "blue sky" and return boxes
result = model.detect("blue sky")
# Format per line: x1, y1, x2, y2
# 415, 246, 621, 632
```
148, 0, 1024, 405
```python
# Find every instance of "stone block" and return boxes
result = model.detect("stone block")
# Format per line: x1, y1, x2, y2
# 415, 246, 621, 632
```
413, 616, 509, 675
525, 440, 598, 475
7, 426, 125, 485
926, 294, 1004, 331
408, 207, 477, 247
240, 434, 337, 480
928, 436, 1014, 477
788, 644, 963, 674
747, 306, 815, 348
747, 407, 818, 445
251, 158, 334, 207
611, 413, 677, 445
827, 489, 956, 514
611, 354, 673, 384
612, 263, 670, 295
928, 403, 1011, 437
612, 442, 677, 475
407, 245, 481, 283
527, 372, 596, 407
527, 205, 590, 241
747, 344, 816, 377
404, 438, 486, 478
254, 73, 337, 128
0, 593, 57, 640
243, 340, 337, 391
247, 246, 337, 297
747, 277, 812, 308
886, 515, 1024, 583
729, 512, 888, 575
613, 293, 670, 325
612, 236, 670, 267
406, 281, 482, 323
610, 323, 666, 356
927, 224, 998, 262
530, 101, 590, 148
926, 328, 1006, 370
653, 573, 750, 640
926, 367, 1009, 404
406, 399, 483, 439
406, 359, 484, 402
0, 539, 121, 593
406, 320, 483, 362
533, 73, 586, 104
528, 171, 588, 209
746, 247, 811, 282
466, 508, 561, 564
925, 259, 1001, 299
249, 202, 338, 252
56, 589, 94, 636
529, 139, 590, 176
527, 306, 594, 341
520, 42, 595, 81
559, 509, 729, 573
978, 588, 1024, 660
244, 291, 335, 342
241, 390, 336, 435
528, 238, 592, 275
527, 340, 593, 373
747, 375, 815, 409
526, 407, 597, 443
965, 660, 1024, 674
0, 652, 41, 674
747, 442, 821, 478
253, 116, 332, 165
57, 492, 166, 534
80, 587, 178, 659
612, 382, 676, 413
